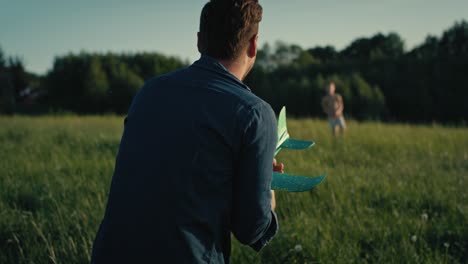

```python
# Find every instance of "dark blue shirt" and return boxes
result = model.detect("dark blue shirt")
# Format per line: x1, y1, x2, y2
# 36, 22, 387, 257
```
91, 56, 278, 263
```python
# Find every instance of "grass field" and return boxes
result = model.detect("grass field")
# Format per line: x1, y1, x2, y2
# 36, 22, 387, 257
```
0, 115, 467, 263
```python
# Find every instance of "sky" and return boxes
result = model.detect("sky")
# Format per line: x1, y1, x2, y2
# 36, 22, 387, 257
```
1, 0, 467, 75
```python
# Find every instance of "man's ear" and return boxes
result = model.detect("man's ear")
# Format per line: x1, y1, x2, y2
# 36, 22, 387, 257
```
247, 34, 258, 58
197, 32, 202, 53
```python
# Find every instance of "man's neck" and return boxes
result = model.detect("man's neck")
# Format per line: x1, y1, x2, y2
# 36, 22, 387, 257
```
218, 58, 248, 81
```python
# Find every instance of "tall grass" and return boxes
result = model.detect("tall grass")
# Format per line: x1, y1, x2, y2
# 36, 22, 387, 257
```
0, 116, 467, 263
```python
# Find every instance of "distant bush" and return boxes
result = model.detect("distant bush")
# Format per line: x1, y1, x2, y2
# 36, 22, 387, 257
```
43, 52, 186, 114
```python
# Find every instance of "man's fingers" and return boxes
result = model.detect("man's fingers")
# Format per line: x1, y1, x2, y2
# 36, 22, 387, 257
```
273, 159, 284, 173
273, 163, 284, 173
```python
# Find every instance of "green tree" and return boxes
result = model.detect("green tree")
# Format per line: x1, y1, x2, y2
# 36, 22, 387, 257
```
0, 46, 5, 70
438, 20, 468, 57
108, 62, 144, 113
307, 46, 338, 63
8, 56, 28, 99
45, 52, 185, 113
83, 57, 109, 111
292, 51, 319, 68
0, 47, 15, 113
348, 73, 385, 119
341, 33, 404, 61
408, 35, 439, 59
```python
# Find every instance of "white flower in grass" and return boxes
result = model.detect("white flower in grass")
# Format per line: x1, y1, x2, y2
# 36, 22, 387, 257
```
411, 235, 417, 242
421, 213, 428, 222
294, 244, 303, 252
444, 242, 450, 248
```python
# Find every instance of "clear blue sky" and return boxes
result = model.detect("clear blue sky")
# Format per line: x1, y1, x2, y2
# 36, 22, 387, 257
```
1, 0, 467, 74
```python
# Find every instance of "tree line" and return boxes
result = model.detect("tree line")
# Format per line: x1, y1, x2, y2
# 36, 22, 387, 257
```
1, 20, 467, 123
43, 52, 185, 113
247, 20, 468, 122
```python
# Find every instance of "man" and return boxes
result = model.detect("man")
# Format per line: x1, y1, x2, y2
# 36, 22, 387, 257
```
321, 81, 346, 136
91, 0, 282, 263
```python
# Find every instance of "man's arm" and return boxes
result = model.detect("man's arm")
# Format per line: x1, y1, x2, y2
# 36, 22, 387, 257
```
322, 96, 332, 116
335, 95, 344, 116
321, 97, 328, 114
231, 102, 278, 251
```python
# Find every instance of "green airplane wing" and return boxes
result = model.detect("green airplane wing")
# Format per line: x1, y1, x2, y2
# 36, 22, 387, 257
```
272, 172, 326, 192
272, 106, 326, 192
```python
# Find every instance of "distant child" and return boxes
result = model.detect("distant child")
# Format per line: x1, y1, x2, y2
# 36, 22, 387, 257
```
321, 81, 346, 136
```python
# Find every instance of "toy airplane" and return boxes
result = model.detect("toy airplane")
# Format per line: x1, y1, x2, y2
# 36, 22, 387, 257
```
271, 107, 326, 192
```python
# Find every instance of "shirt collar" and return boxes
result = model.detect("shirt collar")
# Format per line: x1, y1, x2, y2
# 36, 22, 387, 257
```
192, 55, 251, 92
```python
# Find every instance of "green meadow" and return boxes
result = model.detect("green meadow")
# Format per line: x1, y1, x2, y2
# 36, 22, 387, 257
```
0, 116, 467, 263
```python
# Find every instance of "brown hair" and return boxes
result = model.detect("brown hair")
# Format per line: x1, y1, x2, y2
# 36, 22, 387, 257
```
199, 0, 263, 60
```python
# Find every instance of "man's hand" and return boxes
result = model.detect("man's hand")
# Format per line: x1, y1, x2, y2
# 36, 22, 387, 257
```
273, 159, 284, 173
271, 159, 284, 211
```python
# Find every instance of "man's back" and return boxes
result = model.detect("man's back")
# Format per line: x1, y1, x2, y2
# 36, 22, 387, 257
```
91, 56, 278, 263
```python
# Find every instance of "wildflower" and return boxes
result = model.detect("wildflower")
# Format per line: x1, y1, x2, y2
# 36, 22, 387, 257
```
294, 244, 303, 252
411, 235, 417, 242
444, 242, 449, 248
421, 213, 428, 222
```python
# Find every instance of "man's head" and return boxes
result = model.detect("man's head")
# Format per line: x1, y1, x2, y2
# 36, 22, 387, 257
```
326, 81, 336, 95
198, 0, 262, 65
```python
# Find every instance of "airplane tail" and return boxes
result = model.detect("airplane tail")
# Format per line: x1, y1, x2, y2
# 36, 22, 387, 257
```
275, 107, 315, 156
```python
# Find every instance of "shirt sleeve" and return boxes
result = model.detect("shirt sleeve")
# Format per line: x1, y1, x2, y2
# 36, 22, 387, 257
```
231, 102, 279, 251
